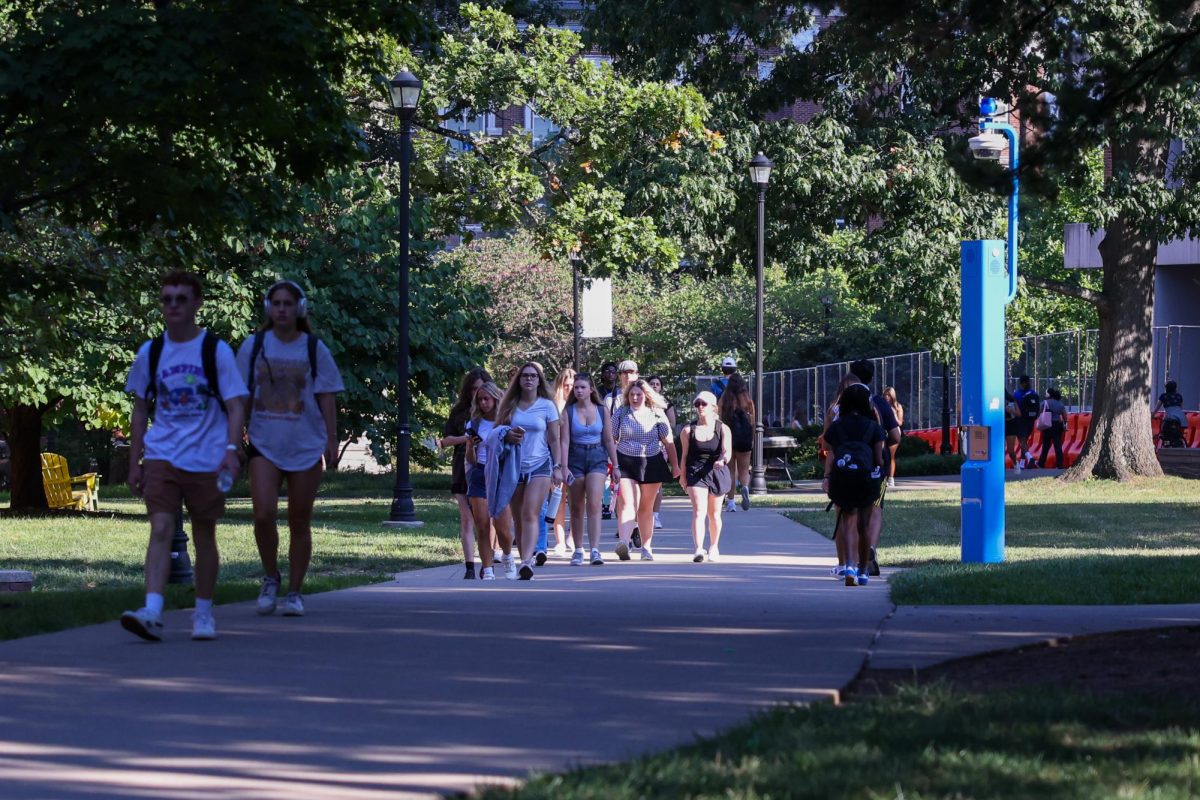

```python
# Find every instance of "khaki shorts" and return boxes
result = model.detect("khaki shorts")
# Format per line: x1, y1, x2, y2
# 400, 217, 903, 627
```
142, 459, 225, 521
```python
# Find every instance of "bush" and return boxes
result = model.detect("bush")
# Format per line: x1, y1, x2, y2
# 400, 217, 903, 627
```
895, 453, 964, 476
897, 434, 934, 458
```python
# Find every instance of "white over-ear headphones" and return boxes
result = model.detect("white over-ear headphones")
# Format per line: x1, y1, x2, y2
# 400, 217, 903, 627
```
264, 279, 308, 318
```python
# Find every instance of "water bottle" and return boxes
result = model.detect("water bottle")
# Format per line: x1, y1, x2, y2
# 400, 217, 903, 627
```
216, 467, 235, 493
543, 486, 563, 524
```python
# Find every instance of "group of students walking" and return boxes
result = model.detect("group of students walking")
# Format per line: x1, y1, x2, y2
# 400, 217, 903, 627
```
119, 271, 344, 642
439, 358, 758, 580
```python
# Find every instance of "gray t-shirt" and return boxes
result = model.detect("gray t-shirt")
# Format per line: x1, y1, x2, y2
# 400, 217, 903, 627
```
510, 397, 560, 472
236, 331, 344, 471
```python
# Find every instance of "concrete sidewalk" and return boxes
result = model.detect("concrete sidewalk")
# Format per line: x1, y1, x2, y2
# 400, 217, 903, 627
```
0, 497, 890, 799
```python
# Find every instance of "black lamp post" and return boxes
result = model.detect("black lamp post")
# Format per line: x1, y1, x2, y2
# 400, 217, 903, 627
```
748, 151, 773, 496
384, 69, 424, 528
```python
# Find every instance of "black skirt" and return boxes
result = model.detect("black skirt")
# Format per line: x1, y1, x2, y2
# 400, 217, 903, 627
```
617, 451, 672, 484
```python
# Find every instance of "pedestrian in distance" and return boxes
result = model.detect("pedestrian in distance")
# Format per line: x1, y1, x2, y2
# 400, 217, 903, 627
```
497, 362, 564, 580
1013, 375, 1040, 468
237, 280, 345, 617
1004, 390, 1022, 467
559, 372, 621, 566
846, 359, 900, 577
543, 367, 576, 558
678, 391, 733, 563
437, 366, 492, 580
717, 373, 755, 513
882, 386, 904, 488
607, 359, 640, 539
1036, 386, 1069, 468
121, 270, 249, 641
710, 356, 738, 399
464, 381, 515, 580
820, 372, 863, 579
1154, 380, 1188, 448
597, 360, 620, 519
612, 379, 680, 561
822, 384, 886, 587
646, 374, 676, 530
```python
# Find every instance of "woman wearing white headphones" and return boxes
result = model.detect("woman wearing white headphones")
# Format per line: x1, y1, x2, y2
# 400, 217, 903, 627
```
236, 280, 344, 617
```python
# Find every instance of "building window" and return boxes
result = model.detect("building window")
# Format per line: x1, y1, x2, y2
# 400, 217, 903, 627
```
441, 109, 501, 153
524, 107, 561, 146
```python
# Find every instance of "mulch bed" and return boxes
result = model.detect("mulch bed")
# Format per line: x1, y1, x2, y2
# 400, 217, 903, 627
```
848, 625, 1200, 699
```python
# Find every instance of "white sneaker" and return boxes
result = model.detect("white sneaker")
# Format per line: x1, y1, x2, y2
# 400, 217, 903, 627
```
653, 513, 663, 529
481, 567, 496, 580
570, 549, 585, 566
256, 575, 280, 615
502, 554, 518, 580
191, 610, 217, 641
707, 546, 721, 563
693, 548, 706, 563
640, 546, 654, 561
281, 593, 305, 617
590, 548, 604, 565
120, 607, 163, 641
887, 477, 896, 488
725, 498, 737, 513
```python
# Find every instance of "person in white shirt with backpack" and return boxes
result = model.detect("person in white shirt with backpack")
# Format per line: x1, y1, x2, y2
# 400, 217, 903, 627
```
236, 280, 344, 618
121, 271, 248, 642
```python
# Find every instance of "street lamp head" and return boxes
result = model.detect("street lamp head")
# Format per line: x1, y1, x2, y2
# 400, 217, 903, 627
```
748, 151, 773, 187
388, 69, 422, 118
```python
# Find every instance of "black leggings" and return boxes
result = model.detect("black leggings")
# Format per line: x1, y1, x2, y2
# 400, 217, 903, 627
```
1038, 425, 1064, 467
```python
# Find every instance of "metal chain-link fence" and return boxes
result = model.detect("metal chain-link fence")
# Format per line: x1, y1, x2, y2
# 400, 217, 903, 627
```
694, 326, 1200, 431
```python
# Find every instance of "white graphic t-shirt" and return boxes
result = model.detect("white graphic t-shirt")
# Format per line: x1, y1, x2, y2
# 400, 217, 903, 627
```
236, 331, 345, 471
125, 332, 249, 472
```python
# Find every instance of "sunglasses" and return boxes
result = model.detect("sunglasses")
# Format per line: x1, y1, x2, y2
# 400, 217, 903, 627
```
159, 293, 191, 306
694, 400, 708, 407
519, 372, 540, 380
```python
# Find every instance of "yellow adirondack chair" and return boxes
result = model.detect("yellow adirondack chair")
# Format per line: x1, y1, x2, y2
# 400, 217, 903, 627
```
41, 453, 100, 511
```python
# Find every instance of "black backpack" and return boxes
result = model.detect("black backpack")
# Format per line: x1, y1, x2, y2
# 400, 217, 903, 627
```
1020, 390, 1041, 419
730, 408, 754, 451
827, 420, 880, 510
244, 330, 320, 421
145, 331, 226, 421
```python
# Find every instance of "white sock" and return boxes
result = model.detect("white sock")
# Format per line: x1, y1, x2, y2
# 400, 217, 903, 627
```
145, 592, 164, 615
194, 598, 214, 615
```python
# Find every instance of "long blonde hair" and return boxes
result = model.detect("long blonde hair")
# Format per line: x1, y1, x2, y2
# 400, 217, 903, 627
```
622, 378, 668, 413
553, 367, 577, 409
470, 381, 504, 427
498, 362, 554, 424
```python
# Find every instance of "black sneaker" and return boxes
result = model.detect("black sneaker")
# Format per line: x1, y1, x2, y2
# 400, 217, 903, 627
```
518, 563, 535, 580
464, 564, 476, 580
534, 551, 548, 567
631, 527, 642, 549
601, 505, 612, 520
868, 547, 880, 576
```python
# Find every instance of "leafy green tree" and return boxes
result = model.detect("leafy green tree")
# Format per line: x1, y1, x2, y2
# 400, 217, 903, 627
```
587, 0, 1197, 480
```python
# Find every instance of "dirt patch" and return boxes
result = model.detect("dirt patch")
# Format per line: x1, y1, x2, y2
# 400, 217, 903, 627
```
849, 625, 1200, 699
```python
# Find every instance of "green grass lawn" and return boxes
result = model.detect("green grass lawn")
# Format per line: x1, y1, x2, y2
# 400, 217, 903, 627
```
775, 476, 1200, 605
0, 470, 462, 640
477, 683, 1200, 800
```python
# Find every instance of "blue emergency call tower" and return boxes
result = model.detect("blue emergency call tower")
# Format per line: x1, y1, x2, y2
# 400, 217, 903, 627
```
960, 98, 1019, 564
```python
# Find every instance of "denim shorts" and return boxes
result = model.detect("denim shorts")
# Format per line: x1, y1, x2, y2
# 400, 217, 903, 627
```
568, 442, 608, 477
466, 464, 487, 499
518, 457, 552, 485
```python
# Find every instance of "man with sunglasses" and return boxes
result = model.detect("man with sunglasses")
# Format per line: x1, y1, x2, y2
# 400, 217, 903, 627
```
120, 271, 248, 641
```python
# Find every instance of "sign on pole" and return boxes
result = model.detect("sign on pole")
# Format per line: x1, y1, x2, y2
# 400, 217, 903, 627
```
580, 277, 613, 338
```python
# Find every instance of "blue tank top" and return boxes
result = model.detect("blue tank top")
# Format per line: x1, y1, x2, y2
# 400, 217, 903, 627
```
568, 403, 603, 445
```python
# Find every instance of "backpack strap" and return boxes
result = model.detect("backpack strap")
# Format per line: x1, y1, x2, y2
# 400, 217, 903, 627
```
145, 335, 165, 421
307, 333, 319, 379
244, 330, 266, 423
201, 331, 227, 416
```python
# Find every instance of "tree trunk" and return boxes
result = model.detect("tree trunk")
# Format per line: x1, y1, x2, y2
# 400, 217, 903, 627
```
1062, 144, 1163, 481
7, 404, 49, 510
